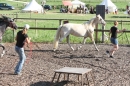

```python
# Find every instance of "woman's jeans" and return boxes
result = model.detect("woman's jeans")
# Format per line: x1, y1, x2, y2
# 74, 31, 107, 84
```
15, 46, 26, 74
110, 37, 118, 45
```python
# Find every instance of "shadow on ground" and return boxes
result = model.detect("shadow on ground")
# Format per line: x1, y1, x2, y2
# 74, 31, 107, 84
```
30, 81, 70, 86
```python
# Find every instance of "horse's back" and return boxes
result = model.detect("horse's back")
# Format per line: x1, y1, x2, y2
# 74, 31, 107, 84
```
61, 23, 87, 37
62, 23, 85, 29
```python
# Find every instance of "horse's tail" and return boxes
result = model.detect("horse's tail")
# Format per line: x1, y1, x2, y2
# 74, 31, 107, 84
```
53, 25, 62, 51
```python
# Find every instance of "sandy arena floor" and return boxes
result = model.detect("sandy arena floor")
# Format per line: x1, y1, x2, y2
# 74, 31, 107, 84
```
0, 43, 130, 86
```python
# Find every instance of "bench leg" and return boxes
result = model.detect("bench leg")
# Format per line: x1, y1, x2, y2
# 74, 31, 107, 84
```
86, 74, 90, 86
57, 73, 61, 82
51, 72, 56, 83
81, 74, 83, 86
90, 71, 95, 86
66, 74, 69, 86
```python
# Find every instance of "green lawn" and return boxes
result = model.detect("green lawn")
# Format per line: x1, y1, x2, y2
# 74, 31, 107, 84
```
0, 0, 130, 44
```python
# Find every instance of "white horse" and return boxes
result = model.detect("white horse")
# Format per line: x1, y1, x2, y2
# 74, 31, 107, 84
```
53, 14, 106, 51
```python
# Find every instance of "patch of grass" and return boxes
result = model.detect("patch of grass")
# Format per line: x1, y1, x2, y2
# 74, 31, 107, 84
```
1, 0, 130, 44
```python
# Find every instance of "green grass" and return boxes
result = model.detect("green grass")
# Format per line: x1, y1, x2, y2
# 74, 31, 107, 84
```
0, 0, 130, 44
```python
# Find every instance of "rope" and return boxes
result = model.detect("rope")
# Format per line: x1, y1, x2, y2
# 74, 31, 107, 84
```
26, 42, 33, 64
125, 32, 130, 44
0, 42, 33, 73
117, 31, 125, 38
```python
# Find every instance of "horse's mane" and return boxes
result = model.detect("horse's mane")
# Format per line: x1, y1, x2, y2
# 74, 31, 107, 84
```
83, 17, 95, 25
0, 18, 4, 22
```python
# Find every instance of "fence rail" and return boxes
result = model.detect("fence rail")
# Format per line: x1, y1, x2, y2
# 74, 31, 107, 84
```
13, 18, 130, 44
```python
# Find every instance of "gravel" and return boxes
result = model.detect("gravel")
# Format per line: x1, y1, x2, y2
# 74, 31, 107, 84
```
0, 43, 130, 86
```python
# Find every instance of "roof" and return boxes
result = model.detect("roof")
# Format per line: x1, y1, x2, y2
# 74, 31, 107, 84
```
22, 0, 43, 13
99, 0, 117, 9
71, 0, 85, 6
99, 0, 117, 12
62, 1, 72, 6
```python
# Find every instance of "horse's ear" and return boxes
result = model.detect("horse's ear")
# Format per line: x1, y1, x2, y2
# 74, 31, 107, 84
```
2, 15, 6, 18
10, 18, 14, 22
1, 15, 4, 19
0, 15, 2, 18
96, 14, 99, 18
2, 16, 8, 20
13, 18, 15, 21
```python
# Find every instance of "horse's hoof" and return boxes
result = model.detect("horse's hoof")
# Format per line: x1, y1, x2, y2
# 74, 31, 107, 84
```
1, 54, 4, 57
72, 49, 75, 51
71, 48, 74, 51
97, 49, 99, 51
77, 46, 82, 50
78, 47, 80, 50
53, 48, 56, 51
3, 50, 5, 54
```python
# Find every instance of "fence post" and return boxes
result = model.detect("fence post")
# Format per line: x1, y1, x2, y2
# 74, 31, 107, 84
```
15, 13, 18, 22
102, 25, 105, 43
59, 19, 62, 25
63, 20, 69, 24
35, 19, 37, 36
121, 20, 124, 44
30, 12, 32, 18
13, 30, 15, 42
121, 20, 123, 29
95, 24, 98, 43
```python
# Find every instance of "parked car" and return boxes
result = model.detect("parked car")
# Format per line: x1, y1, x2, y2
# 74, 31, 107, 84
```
0, 3, 15, 10
42, 5, 52, 10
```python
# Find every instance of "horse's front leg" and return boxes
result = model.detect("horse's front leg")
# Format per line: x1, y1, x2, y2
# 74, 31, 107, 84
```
91, 36, 99, 51
0, 44, 5, 57
77, 37, 87, 50
66, 35, 74, 51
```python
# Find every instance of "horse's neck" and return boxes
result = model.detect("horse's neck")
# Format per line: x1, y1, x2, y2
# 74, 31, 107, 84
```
0, 23, 7, 41
91, 18, 98, 28
0, 18, 4, 22
0, 23, 7, 33
84, 18, 97, 28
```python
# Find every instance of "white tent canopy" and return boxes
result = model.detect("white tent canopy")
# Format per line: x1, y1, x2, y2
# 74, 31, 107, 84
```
22, 0, 43, 13
70, 0, 86, 12
71, 0, 85, 6
99, 0, 117, 12
124, 2, 130, 15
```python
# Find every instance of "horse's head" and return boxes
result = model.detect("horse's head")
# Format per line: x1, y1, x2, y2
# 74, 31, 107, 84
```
2, 16, 17, 30
96, 14, 106, 26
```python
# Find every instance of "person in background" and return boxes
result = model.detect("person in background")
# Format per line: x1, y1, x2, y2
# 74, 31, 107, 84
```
84, 7, 89, 14
90, 6, 94, 14
14, 24, 31, 75
115, 8, 118, 14
106, 21, 126, 58
106, 7, 108, 14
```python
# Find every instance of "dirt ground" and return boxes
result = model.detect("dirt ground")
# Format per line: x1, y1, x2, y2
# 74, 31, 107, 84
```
0, 43, 130, 86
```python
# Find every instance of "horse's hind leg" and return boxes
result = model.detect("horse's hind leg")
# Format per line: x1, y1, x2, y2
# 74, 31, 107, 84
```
66, 35, 74, 51
0, 44, 5, 57
77, 37, 87, 50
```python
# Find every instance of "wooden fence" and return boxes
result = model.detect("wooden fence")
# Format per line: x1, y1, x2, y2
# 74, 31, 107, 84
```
13, 18, 130, 43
